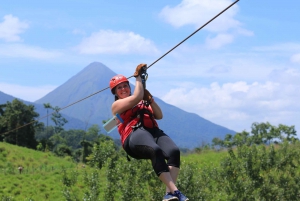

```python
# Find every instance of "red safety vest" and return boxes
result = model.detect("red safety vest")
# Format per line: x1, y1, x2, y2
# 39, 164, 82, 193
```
118, 101, 158, 146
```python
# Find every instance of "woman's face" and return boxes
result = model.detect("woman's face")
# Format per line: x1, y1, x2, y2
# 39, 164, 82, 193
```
115, 82, 130, 99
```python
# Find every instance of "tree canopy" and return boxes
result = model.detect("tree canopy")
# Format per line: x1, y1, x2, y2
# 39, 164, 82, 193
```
0, 99, 42, 149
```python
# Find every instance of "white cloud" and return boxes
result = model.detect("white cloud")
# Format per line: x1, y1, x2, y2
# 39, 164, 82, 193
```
207, 65, 231, 73
236, 27, 254, 37
0, 14, 29, 42
160, 0, 240, 32
72, 28, 86, 35
291, 53, 300, 64
205, 33, 234, 49
0, 83, 57, 102
269, 68, 300, 85
76, 30, 159, 55
161, 79, 300, 132
0, 44, 63, 59
159, 0, 252, 49
254, 43, 300, 52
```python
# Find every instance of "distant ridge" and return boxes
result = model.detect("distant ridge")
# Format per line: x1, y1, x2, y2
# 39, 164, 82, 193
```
1, 62, 236, 148
0, 91, 20, 103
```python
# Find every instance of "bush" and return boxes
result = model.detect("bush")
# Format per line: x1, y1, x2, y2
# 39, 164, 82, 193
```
60, 140, 300, 200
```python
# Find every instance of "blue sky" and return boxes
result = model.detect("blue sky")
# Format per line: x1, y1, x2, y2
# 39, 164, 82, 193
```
1, 0, 300, 134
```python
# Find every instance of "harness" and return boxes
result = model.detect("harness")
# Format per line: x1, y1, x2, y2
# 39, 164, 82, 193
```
124, 65, 157, 161
124, 101, 157, 162
130, 101, 156, 129
129, 65, 156, 129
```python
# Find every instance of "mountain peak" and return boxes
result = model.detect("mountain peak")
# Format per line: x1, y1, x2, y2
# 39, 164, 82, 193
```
35, 61, 116, 104
76, 62, 116, 79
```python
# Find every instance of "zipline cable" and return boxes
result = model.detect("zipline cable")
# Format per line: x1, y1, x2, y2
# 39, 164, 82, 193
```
0, 0, 239, 136
128, 0, 239, 78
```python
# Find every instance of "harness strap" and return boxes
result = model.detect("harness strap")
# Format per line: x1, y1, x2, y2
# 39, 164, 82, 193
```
131, 101, 156, 129
126, 101, 155, 162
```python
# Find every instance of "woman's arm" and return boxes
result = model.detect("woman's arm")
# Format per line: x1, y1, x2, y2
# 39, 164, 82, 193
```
150, 99, 163, 120
111, 76, 144, 115
143, 89, 163, 119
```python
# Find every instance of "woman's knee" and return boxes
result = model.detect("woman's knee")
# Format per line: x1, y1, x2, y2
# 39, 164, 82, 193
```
152, 148, 169, 176
167, 147, 180, 168
169, 146, 180, 158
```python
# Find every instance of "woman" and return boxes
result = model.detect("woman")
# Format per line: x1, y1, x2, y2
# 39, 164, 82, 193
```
109, 64, 189, 201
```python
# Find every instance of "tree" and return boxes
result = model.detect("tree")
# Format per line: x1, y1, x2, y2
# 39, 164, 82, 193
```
87, 135, 116, 169
86, 124, 101, 141
0, 104, 6, 142
233, 130, 250, 146
223, 134, 233, 148
49, 133, 66, 148
0, 99, 42, 149
43, 103, 52, 136
80, 125, 101, 163
51, 106, 68, 134
80, 140, 93, 163
251, 122, 272, 145
54, 144, 73, 157
277, 124, 297, 141
212, 137, 223, 150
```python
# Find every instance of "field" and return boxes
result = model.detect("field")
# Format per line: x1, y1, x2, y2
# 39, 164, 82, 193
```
0, 142, 79, 200
0, 142, 225, 200
2, 140, 300, 200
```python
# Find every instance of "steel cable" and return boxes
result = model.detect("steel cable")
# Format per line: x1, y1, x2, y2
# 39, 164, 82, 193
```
0, 0, 239, 136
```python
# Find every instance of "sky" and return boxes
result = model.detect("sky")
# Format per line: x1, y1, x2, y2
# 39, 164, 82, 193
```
1, 0, 300, 134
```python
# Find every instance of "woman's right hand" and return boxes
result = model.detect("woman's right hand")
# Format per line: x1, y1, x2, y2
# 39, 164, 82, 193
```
134, 63, 147, 77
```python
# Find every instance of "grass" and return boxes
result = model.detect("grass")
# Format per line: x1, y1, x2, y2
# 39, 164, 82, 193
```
0, 142, 79, 200
182, 149, 228, 168
0, 142, 224, 200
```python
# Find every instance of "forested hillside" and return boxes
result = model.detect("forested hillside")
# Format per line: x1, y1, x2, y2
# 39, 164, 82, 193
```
1, 122, 300, 200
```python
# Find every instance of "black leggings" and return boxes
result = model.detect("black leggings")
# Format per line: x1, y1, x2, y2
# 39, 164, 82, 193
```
123, 127, 180, 176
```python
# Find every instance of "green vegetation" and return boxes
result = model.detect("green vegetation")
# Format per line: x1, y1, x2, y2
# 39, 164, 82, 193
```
2, 138, 300, 200
0, 99, 42, 149
1, 99, 300, 200
0, 142, 78, 200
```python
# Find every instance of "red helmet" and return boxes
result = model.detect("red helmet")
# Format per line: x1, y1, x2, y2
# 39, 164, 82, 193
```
109, 75, 129, 94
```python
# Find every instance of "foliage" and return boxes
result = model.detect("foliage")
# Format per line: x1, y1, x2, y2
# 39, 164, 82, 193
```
87, 139, 116, 169
0, 99, 42, 149
35, 122, 105, 161
54, 144, 73, 157
212, 122, 297, 149
104, 155, 120, 201
50, 106, 68, 134
214, 141, 300, 200
0, 142, 77, 200
35, 104, 68, 152
2, 122, 300, 200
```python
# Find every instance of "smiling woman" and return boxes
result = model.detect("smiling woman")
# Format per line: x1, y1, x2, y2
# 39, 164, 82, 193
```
108, 64, 189, 201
